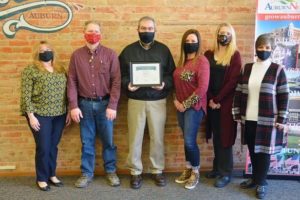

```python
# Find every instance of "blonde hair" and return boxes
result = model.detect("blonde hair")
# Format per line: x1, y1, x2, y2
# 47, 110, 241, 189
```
32, 41, 65, 73
213, 23, 237, 66
177, 29, 202, 68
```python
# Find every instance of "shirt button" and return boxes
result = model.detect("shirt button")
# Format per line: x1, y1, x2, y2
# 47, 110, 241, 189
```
91, 66, 94, 68
92, 83, 95, 86
92, 74, 94, 77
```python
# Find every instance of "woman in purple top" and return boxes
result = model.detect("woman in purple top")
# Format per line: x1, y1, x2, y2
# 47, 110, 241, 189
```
173, 29, 209, 190
204, 23, 242, 188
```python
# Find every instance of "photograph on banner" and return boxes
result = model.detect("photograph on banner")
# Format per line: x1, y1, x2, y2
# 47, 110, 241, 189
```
245, 0, 300, 177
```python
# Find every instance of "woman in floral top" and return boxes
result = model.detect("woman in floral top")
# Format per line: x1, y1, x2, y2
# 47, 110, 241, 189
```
173, 29, 209, 190
20, 41, 70, 191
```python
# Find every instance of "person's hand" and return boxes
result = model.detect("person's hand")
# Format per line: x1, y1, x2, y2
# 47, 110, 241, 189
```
70, 108, 83, 123
235, 119, 241, 123
65, 112, 71, 126
209, 99, 220, 109
276, 123, 285, 130
152, 82, 165, 90
106, 108, 117, 121
173, 99, 186, 112
128, 83, 139, 92
28, 114, 40, 132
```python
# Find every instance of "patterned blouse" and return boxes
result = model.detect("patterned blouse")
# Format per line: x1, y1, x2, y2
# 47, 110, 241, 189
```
20, 65, 67, 116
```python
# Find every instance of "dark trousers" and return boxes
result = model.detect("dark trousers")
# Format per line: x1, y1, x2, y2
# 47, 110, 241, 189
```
26, 114, 66, 182
209, 109, 233, 176
245, 120, 270, 186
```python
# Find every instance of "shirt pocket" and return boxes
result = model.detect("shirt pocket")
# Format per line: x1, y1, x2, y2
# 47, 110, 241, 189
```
99, 61, 110, 74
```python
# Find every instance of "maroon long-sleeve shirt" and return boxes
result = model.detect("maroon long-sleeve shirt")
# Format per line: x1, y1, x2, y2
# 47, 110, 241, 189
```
67, 45, 121, 110
204, 50, 242, 147
173, 55, 210, 113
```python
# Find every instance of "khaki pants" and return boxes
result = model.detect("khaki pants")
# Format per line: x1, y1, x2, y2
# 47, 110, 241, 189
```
126, 98, 166, 175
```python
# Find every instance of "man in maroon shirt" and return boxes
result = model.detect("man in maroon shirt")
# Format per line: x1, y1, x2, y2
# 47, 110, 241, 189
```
67, 20, 121, 188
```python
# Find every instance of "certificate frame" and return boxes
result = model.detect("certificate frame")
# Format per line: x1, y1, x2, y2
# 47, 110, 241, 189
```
130, 62, 162, 87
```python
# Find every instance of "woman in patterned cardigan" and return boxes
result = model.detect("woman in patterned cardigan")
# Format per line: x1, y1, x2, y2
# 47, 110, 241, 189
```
232, 34, 289, 199
20, 41, 70, 191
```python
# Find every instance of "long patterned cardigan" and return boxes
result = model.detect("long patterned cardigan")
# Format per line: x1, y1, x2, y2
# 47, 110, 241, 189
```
232, 62, 289, 154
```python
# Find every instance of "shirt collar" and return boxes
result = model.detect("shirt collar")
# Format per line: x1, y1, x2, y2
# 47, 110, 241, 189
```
257, 58, 271, 67
85, 44, 101, 55
138, 40, 155, 50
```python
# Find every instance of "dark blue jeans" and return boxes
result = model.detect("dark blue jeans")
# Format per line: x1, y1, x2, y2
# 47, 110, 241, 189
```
26, 114, 66, 182
79, 98, 117, 177
177, 108, 204, 167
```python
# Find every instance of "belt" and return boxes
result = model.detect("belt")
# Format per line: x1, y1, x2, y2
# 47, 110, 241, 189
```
79, 95, 110, 101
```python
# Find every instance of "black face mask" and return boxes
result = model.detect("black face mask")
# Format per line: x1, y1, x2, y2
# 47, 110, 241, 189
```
256, 50, 271, 61
139, 32, 155, 44
39, 51, 53, 62
184, 43, 199, 54
217, 34, 232, 46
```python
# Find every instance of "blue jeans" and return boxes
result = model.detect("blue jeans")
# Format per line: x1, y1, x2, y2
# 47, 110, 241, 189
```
79, 99, 117, 177
26, 114, 66, 182
177, 108, 204, 167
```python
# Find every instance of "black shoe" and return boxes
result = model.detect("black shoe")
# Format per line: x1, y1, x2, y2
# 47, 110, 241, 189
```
256, 185, 267, 199
205, 171, 220, 179
130, 175, 142, 189
36, 182, 50, 191
214, 176, 231, 188
151, 173, 166, 187
49, 179, 64, 187
240, 178, 256, 189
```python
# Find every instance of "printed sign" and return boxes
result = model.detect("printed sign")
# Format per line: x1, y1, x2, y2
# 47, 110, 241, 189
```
245, 0, 300, 177
0, 0, 73, 38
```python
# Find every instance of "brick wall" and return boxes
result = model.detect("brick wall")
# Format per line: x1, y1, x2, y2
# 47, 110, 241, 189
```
0, 0, 256, 176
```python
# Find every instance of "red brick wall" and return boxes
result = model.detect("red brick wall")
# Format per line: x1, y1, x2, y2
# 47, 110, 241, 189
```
0, 0, 256, 175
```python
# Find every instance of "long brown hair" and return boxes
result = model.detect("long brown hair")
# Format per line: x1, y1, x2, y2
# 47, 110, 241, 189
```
212, 23, 237, 66
177, 29, 202, 68
32, 41, 65, 73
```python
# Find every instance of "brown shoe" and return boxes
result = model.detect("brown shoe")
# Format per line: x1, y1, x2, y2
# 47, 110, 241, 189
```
130, 175, 142, 189
151, 173, 166, 187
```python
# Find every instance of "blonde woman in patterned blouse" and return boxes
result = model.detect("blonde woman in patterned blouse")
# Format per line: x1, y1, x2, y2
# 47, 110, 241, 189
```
20, 41, 70, 191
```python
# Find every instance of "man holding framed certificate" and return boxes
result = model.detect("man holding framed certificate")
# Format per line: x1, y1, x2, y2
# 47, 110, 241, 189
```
119, 16, 175, 189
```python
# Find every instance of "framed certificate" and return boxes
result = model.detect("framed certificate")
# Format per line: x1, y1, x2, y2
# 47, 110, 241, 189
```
130, 62, 162, 87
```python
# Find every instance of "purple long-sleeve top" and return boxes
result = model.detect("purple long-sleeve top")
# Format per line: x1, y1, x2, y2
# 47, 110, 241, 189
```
67, 45, 121, 110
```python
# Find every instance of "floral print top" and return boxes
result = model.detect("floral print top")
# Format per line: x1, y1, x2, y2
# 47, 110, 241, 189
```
20, 65, 67, 116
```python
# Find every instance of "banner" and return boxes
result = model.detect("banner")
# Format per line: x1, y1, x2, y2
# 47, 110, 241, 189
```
245, 0, 300, 178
